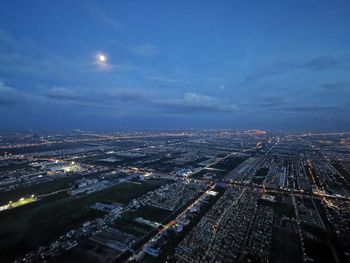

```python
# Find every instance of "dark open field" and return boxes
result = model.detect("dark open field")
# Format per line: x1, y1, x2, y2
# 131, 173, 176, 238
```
0, 169, 114, 206
113, 203, 172, 237
271, 228, 303, 263
209, 154, 249, 172
253, 167, 269, 184
0, 161, 30, 172
0, 178, 169, 262
0, 175, 80, 205
191, 154, 249, 181
126, 205, 172, 222
301, 223, 336, 263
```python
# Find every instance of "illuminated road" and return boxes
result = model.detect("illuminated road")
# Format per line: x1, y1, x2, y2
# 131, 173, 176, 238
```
0, 132, 192, 150
129, 183, 216, 261
289, 132, 350, 137
36, 186, 74, 198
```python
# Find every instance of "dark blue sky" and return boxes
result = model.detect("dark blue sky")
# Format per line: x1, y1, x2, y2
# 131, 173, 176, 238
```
1, 0, 350, 131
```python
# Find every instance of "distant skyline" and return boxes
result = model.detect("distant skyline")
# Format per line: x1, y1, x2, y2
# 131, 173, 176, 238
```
1, 0, 350, 131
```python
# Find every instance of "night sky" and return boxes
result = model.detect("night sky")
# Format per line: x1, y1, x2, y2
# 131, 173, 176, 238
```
1, 0, 350, 131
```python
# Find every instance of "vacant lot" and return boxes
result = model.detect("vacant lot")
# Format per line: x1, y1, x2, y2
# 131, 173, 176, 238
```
191, 154, 249, 180
210, 154, 249, 172
271, 228, 303, 263
126, 205, 172, 222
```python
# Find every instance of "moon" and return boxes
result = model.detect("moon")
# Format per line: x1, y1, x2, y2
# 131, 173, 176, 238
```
98, 54, 107, 62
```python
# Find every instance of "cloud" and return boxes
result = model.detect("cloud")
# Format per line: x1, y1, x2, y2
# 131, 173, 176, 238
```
155, 92, 238, 113
257, 96, 286, 108
243, 55, 350, 83
183, 92, 219, 106
85, 60, 138, 74
238, 96, 286, 110
302, 56, 350, 71
147, 76, 186, 84
275, 105, 342, 113
243, 67, 289, 84
113, 41, 158, 57
41, 87, 237, 114
0, 28, 139, 83
43, 87, 152, 108
0, 30, 84, 81
130, 43, 158, 57
0, 82, 22, 105
91, 5, 123, 31
0, 29, 17, 48
4, 82, 345, 117
0, 82, 43, 108
237, 94, 347, 115
321, 82, 349, 92
43, 87, 82, 101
